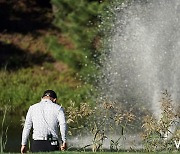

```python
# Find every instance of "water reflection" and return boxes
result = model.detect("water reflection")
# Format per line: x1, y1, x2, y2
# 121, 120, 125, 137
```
0, 115, 22, 152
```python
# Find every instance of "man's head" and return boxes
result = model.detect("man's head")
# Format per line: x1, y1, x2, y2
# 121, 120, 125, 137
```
42, 90, 57, 103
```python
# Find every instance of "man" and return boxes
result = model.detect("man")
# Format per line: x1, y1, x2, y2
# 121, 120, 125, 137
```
21, 90, 67, 153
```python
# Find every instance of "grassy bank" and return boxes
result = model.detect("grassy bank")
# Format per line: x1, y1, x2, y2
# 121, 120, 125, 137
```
0, 65, 95, 114
0, 0, 113, 115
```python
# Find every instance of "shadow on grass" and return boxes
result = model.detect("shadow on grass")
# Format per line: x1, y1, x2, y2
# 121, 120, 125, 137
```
0, 41, 54, 70
0, 0, 53, 34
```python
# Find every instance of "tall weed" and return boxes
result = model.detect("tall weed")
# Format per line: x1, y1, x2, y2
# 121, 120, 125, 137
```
142, 90, 180, 152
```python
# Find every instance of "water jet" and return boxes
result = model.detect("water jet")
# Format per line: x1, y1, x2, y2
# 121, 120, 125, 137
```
100, 0, 180, 122
98, 0, 180, 144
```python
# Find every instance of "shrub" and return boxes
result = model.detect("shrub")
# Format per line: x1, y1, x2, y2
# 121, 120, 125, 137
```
142, 90, 180, 152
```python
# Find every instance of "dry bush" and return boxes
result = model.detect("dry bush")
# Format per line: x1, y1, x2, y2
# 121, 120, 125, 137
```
66, 100, 136, 152
90, 100, 136, 152
66, 101, 93, 136
142, 90, 180, 152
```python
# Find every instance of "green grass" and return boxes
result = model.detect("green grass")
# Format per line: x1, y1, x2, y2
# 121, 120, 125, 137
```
45, 152, 178, 154
2, 151, 180, 154
0, 64, 95, 114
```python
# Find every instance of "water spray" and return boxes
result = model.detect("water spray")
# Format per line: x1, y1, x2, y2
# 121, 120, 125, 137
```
99, 0, 180, 140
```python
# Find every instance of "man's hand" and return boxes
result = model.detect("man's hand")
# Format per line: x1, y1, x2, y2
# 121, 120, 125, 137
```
21, 145, 26, 154
61, 142, 67, 151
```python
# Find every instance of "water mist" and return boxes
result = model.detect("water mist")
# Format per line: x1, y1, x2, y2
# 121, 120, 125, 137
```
100, 0, 180, 119
98, 0, 180, 141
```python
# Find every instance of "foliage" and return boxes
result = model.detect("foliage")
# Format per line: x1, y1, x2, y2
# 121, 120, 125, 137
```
0, 106, 9, 153
0, 0, 122, 115
51, 0, 108, 49
45, 36, 98, 83
142, 90, 180, 152
49, 0, 111, 83
66, 91, 179, 152
66, 100, 136, 152
0, 0, 113, 116
90, 101, 136, 152
0, 66, 95, 114
1, 152, 173, 154
66, 102, 94, 136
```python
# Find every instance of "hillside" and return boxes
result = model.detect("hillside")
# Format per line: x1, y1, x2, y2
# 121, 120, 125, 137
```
0, 0, 60, 69
0, 0, 95, 114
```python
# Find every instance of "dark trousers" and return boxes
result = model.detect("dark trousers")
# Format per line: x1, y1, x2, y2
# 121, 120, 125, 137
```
31, 140, 59, 152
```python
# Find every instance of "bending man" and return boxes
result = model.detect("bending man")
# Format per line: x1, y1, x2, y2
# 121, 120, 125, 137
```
21, 90, 67, 153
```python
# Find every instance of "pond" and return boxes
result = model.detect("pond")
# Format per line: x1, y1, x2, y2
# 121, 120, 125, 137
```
1, 115, 142, 153
0, 115, 22, 153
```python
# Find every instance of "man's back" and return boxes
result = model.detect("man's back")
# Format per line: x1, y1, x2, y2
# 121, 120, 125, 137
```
29, 99, 65, 140
21, 98, 66, 147
21, 90, 67, 153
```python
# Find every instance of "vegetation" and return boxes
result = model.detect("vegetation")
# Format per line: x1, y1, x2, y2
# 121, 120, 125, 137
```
0, 0, 179, 153
0, 106, 9, 153
66, 100, 137, 152
49, 0, 111, 82
1, 152, 175, 154
142, 90, 180, 152
0, 67, 95, 114
0, 0, 111, 113
64, 91, 179, 152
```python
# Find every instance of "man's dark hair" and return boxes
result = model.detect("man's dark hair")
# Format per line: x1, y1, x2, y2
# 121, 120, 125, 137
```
42, 90, 57, 99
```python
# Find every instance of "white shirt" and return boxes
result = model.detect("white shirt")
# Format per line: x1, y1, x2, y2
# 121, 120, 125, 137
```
21, 99, 67, 145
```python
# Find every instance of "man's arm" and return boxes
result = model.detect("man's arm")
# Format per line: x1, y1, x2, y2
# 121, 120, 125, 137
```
21, 107, 33, 153
21, 145, 26, 154
61, 142, 67, 151
58, 107, 67, 150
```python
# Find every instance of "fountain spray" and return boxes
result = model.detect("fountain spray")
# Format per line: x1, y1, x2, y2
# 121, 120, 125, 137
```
99, 0, 180, 137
